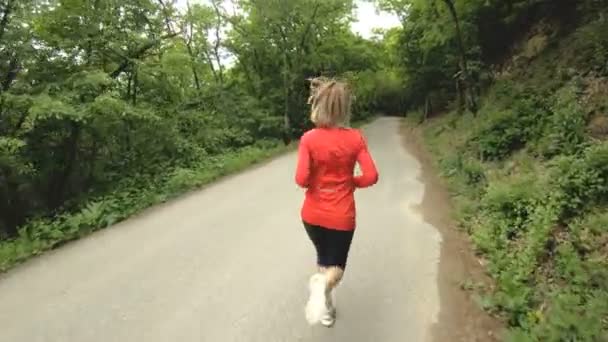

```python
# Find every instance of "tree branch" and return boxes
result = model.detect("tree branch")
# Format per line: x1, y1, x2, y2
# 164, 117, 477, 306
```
209, 0, 226, 84
184, 1, 202, 92
157, 0, 176, 34
0, 0, 14, 44
299, 1, 321, 51
1, 56, 19, 92
109, 31, 180, 78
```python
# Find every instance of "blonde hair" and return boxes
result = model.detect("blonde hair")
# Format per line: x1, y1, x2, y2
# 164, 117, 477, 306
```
309, 79, 352, 128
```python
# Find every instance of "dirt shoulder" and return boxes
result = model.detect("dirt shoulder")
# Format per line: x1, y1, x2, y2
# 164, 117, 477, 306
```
400, 122, 504, 342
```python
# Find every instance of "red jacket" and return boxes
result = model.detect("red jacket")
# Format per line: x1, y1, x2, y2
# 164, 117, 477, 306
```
295, 127, 379, 231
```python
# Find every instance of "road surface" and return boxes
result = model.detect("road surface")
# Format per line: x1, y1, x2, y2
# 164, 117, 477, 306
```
0, 117, 442, 342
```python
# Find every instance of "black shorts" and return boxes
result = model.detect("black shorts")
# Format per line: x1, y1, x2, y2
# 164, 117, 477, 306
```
304, 222, 355, 269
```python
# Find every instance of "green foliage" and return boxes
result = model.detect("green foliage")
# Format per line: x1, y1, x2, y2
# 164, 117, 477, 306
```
481, 176, 540, 242
224, 0, 378, 134
469, 82, 551, 161
472, 109, 528, 160
0, 0, 388, 268
420, 46, 608, 339
537, 85, 589, 158
406, 109, 426, 125
428, 135, 608, 340
548, 143, 608, 221
569, 18, 608, 76
440, 153, 486, 189
507, 211, 608, 341
347, 68, 405, 118
429, 107, 608, 338
396, 0, 608, 339
0, 142, 286, 271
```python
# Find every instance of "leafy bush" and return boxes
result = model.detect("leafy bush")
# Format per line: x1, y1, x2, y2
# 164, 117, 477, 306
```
407, 109, 425, 125
548, 142, 608, 221
471, 90, 550, 161
0, 142, 287, 272
482, 176, 540, 240
507, 289, 608, 342
536, 85, 589, 158
421, 105, 608, 341
347, 69, 405, 118
471, 108, 528, 160
570, 18, 608, 75
570, 210, 608, 255
508, 217, 608, 342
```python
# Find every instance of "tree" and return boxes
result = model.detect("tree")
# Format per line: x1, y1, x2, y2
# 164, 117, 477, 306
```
221, 0, 356, 141
375, 0, 486, 114
0, 0, 382, 237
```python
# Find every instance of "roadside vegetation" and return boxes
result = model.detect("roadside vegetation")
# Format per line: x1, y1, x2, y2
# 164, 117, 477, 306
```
378, 0, 608, 340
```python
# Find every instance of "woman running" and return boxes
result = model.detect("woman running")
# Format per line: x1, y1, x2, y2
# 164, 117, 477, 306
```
295, 79, 379, 327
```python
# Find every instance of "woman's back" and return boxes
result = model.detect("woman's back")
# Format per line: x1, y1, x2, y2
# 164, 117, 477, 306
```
304, 128, 359, 186
296, 127, 378, 231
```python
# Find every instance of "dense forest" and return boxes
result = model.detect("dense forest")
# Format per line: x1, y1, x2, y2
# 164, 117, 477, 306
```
0, 0, 396, 256
1, 0, 608, 340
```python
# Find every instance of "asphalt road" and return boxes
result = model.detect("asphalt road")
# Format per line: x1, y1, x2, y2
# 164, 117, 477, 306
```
0, 117, 442, 342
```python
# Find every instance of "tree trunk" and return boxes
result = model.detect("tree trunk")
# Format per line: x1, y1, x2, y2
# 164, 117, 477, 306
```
49, 122, 81, 210
84, 130, 99, 193
0, 177, 24, 238
184, 5, 202, 93
157, 0, 175, 34
441, 0, 478, 113
132, 67, 138, 106
187, 44, 202, 92
239, 60, 257, 96
0, 0, 14, 44
210, 0, 224, 85
0, 56, 19, 123
298, 1, 321, 53
424, 95, 432, 121
203, 49, 220, 83
282, 53, 291, 146
0, 95, 5, 129
127, 72, 132, 99
1, 56, 19, 91
455, 74, 465, 113
84, 0, 101, 66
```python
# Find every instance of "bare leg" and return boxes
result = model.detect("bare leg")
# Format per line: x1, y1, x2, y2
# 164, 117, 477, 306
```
324, 266, 344, 290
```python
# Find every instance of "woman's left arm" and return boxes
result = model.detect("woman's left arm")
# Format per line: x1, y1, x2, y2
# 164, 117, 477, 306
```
295, 137, 311, 188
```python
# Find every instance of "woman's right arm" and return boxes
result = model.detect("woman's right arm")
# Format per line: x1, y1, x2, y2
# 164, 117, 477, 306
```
353, 133, 378, 188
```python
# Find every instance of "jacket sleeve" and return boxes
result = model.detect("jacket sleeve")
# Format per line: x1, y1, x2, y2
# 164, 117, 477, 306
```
353, 133, 378, 188
295, 136, 311, 188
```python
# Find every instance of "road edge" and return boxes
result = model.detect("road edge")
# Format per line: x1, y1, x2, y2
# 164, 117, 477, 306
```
400, 120, 504, 342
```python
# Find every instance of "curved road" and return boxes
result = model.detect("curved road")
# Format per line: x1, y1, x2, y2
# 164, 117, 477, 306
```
0, 117, 442, 342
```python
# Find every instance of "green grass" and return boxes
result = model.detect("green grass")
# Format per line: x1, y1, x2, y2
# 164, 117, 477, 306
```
0, 141, 292, 272
413, 101, 608, 341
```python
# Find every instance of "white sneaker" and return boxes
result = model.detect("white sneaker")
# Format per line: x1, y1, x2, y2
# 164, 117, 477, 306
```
320, 306, 336, 327
305, 273, 328, 325
320, 312, 335, 327
320, 288, 336, 327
